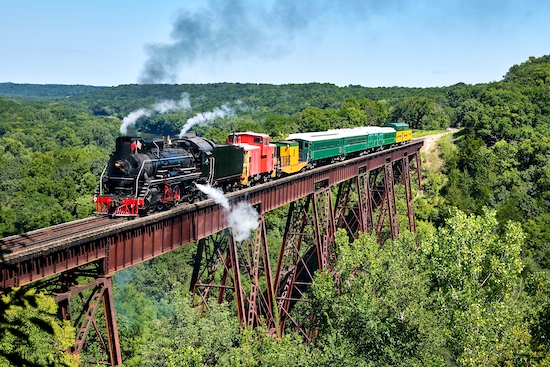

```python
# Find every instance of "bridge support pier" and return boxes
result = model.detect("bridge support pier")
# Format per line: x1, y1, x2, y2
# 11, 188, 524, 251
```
190, 214, 276, 330
334, 158, 418, 244
273, 184, 338, 342
55, 276, 122, 366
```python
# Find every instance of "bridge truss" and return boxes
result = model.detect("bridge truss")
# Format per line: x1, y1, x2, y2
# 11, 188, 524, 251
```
0, 140, 422, 366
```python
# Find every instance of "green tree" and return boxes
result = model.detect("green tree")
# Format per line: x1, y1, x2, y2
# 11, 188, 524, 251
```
219, 328, 312, 367
456, 88, 535, 145
421, 209, 532, 366
295, 106, 332, 132
0, 288, 79, 367
128, 291, 240, 367
264, 115, 298, 139
338, 98, 367, 127
360, 98, 388, 126
390, 97, 450, 130
309, 230, 444, 366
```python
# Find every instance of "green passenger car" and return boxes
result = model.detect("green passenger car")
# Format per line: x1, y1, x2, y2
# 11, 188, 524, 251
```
286, 125, 400, 165
286, 131, 344, 162
336, 129, 368, 154
379, 127, 397, 146
360, 127, 386, 150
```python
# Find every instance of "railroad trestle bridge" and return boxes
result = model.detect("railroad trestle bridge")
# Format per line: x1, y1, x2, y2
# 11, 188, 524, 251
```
0, 140, 423, 366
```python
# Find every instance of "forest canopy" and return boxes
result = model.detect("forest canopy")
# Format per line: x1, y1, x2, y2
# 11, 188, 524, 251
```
1, 55, 550, 366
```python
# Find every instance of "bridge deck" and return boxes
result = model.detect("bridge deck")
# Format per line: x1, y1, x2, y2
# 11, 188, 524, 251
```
1, 140, 423, 289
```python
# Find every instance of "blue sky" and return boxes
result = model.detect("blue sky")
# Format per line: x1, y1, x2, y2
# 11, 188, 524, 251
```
1, 0, 549, 88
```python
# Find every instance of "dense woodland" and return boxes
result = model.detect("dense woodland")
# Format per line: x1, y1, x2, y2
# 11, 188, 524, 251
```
1, 55, 550, 366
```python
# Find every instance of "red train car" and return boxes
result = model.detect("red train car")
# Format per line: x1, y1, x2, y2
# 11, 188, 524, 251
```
228, 132, 276, 185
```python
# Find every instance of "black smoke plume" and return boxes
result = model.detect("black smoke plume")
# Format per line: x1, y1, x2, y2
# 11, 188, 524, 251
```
138, 0, 375, 84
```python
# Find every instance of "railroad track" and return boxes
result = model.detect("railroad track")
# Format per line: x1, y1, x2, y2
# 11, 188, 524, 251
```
0, 139, 425, 266
0, 216, 125, 262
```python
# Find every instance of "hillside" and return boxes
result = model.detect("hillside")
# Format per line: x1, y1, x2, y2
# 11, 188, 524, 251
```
0, 82, 104, 99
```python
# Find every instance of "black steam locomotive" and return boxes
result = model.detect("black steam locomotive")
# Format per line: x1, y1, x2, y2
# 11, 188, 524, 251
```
94, 135, 244, 216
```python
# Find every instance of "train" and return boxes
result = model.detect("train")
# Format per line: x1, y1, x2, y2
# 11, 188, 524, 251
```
93, 123, 412, 216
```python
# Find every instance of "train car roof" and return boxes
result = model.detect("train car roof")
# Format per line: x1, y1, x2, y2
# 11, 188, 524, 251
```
274, 140, 299, 146
286, 130, 344, 142
357, 126, 385, 133
354, 126, 395, 134
383, 122, 410, 130
232, 131, 270, 138
287, 126, 396, 142
326, 128, 365, 138
376, 127, 396, 133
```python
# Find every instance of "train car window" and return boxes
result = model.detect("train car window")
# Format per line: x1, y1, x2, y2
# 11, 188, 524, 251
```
254, 137, 263, 144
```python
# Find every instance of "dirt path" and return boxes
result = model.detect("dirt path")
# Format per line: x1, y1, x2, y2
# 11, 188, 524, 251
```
420, 129, 457, 172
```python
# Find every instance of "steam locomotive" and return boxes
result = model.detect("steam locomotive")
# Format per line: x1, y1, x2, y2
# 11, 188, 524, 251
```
94, 135, 245, 216
94, 123, 412, 216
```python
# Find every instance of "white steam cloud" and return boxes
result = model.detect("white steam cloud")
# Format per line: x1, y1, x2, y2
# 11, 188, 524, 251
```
195, 183, 259, 241
120, 92, 192, 135
179, 103, 235, 137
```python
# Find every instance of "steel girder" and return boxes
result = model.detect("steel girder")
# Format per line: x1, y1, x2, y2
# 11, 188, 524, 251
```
333, 161, 407, 244
190, 153, 422, 341
55, 277, 121, 366
272, 185, 336, 342
190, 215, 276, 329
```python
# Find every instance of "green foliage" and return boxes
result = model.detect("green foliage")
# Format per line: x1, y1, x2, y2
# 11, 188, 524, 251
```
308, 230, 444, 366
2, 55, 550, 366
264, 115, 298, 140
421, 209, 532, 366
0, 98, 112, 237
503, 55, 550, 86
218, 328, 312, 367
0, 83, 104, 99
389, 96, 451, 130
524, 269, 550, 364
0, 288, 79, 367
456, 87, 536, 144
124, 291, 240, 367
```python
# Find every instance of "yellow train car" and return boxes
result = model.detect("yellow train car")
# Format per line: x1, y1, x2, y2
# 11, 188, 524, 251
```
384, 123, 412, 144
274, 140, 307, 175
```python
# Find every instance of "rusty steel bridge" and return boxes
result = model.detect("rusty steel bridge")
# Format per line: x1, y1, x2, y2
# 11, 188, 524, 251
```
0, 140, 423, 366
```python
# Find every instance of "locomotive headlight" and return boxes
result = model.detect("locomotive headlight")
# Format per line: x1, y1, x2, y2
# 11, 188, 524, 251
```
114, 161, 123, 169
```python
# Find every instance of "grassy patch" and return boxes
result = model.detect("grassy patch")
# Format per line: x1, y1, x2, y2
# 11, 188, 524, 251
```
412, 129, 446, 138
